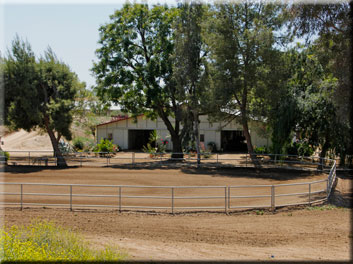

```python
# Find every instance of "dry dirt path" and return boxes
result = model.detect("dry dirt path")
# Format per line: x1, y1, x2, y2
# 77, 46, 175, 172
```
2, 207, 351, 261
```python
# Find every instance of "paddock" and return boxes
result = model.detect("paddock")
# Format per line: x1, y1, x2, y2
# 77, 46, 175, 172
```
1, 165, 331, 213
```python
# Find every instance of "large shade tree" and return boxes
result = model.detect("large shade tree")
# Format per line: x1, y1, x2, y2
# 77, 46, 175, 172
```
172, 1, 211, 164
92, 3, 187, 158
288, 2, 352, 165
3, 37, 82, 166
205, 1, 288, 162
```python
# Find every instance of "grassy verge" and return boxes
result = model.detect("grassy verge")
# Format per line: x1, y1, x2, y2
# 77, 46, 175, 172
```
1, 220, 127, 261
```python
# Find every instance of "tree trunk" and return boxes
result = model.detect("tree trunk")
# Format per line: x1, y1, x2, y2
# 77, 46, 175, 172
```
318, 141, 329, 170
241, 115, 260, 168
193, 110, 201, 166
157, 108, 184, 160
171, 134, 183, 159
44, 115, 67, 167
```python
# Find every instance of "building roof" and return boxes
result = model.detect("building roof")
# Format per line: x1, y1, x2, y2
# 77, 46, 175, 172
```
96, 114, 144, 127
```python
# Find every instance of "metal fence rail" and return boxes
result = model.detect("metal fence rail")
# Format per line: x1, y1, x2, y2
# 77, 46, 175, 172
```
0, 179, 329, 214
3, 151, 337, 171
1, 154, 336, 213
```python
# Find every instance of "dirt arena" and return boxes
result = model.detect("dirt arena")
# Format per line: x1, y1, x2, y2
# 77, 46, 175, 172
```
1, 166, 352, 261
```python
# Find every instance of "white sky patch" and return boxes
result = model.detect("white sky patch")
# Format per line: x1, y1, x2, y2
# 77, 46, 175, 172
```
2, 0, 179, 4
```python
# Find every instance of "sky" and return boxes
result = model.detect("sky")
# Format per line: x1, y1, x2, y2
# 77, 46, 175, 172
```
1, 0, 179, 88
0, 0, 336, 89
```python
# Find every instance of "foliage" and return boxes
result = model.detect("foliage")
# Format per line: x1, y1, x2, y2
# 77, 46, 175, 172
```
58, 140, 74, 155
142, 130, 168, 156
95, 139, 119, 154
73, 87, 110, 137
287, 3, 352, 164
205, 1, 289, 158
92, 3, 185, 156
306, 205, 340, 211
207, 142, 217, 153
285, 141, 314, 157
172, 1, 211, 165
0, 220, 126, 261
0, 150, 10, 162
3, 36, 83, 166
254, 146, 269, 155
72, 137, 85, 151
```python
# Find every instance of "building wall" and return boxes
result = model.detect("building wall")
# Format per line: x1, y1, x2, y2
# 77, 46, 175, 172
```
96, 115, 270, 151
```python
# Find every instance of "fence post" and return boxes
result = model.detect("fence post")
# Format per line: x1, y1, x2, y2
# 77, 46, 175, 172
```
119, 186, 122, 213
308, 183, 311, 205
28, 152, 31, 165
246, 154, 248, 167
216, 153, 219, 165
274, 154, 277, 164
70, 185, 72, 211
171, 187, 174, 215
20, 184, 23, 211
271, 185, 275, 212
228, 187, 231, 209
326, 179, 329, 199
132, 152, 135, 165
80, 155, 83, 167
224, 187, 227, 214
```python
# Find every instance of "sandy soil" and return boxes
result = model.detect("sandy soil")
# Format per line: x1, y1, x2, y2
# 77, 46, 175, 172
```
2, 207, 351, 261
2, 167, 330, 209
2, 129, 53, 151
1, 166, 352, 261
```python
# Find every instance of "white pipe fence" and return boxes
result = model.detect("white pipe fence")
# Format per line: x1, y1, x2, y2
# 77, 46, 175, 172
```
3, 151, 338, 171
0, 178, 329, 214
1, 154, 336, 213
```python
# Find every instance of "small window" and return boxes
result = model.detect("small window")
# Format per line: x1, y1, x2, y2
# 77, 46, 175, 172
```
200, 134, 205, 142
107, 133, 113, 140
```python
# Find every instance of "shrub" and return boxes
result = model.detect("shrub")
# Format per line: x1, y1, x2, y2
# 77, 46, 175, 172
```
96, 139, 119, 154
0, 220, 126, 261
254, 146, 269, 154
0, 150, 10, 161
72, 137, 85, 151
142, 130, 168, 156
58, 140, 74, 154
207, 142, 217, 152
285, 141, 314, 157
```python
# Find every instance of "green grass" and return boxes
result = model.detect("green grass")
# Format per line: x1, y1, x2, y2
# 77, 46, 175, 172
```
306, 204, 341, 211
0, 220, 127, 261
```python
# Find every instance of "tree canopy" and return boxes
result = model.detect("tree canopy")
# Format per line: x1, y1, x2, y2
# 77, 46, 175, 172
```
3, 36, 83, 166
92, 3, 187, 157
92, 1, 351, 166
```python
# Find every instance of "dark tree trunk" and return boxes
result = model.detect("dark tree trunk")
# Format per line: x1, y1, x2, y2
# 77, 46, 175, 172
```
171, 134, 183, 159
241, 112, 260, 168
44, 115, 67, 167
193, 110, 201, 166
157, 108, 184, 160
318, 141, 329, 170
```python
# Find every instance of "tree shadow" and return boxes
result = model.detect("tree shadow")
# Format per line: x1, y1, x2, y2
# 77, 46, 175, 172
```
3, 165, 79, 174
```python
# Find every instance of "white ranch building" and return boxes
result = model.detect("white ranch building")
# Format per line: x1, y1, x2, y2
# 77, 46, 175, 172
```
96, 115, 270, 152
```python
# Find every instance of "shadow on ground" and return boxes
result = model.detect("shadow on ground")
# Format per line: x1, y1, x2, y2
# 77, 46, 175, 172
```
4, 160, 324, 181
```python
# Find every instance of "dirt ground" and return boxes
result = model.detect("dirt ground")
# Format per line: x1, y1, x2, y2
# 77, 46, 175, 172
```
2, 206, 351, 261
1, 166, 352, 261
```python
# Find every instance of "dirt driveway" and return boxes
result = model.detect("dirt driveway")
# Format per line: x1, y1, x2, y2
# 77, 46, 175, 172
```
1, 166, 352, 261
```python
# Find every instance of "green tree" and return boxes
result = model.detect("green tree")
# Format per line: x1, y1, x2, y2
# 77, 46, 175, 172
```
172, 1, 210, 164
73, 86, 109, 137
288, 47, 348, 164
288, 2, 352, 165
205, 1, 287, 162
92, 3, 186, 158
3, 37, 82, 166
